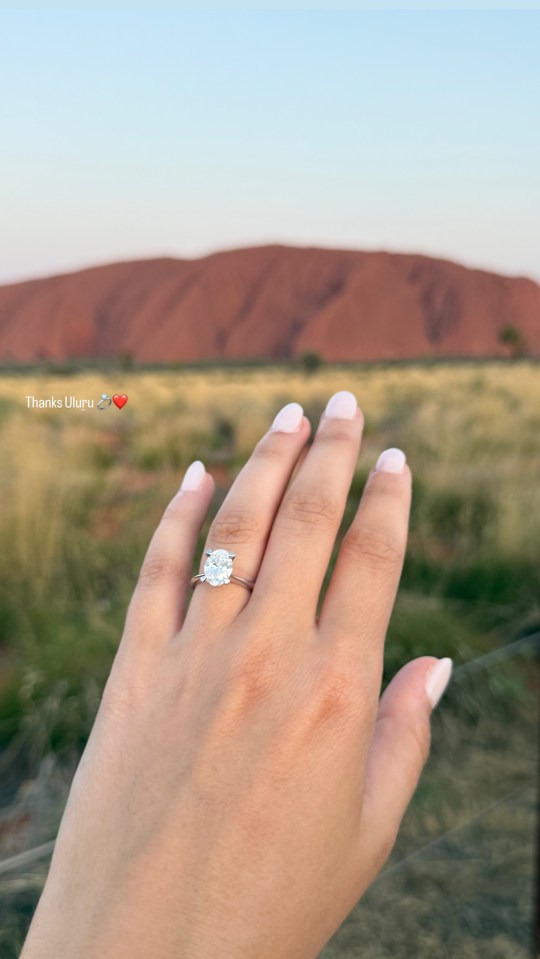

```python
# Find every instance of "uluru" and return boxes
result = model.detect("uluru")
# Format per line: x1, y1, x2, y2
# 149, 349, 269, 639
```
0, 245, 539, 363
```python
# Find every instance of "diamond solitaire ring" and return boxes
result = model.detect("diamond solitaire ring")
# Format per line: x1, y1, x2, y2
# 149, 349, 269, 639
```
190, 548, 255, 592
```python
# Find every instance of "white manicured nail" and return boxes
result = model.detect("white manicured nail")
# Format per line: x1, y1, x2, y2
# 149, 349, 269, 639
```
375, 447, 406, 473
180, 460, 206, 492
324, 390, 357, 420
425, 658, 453, 709
271, 402, 303, 433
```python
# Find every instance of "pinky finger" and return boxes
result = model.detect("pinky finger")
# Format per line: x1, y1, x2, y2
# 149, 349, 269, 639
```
355, 656, 453, 878
122, 460, 215, 652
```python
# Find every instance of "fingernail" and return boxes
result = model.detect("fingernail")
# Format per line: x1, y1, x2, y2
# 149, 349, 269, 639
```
271, 401, 304, 433
375, 447, 406, 473
425, 657, 453, 709
180, 460, 206, 492
324, 390, 357, 420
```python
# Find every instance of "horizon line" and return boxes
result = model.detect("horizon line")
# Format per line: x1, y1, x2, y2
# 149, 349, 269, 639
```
1, 241, 538, 288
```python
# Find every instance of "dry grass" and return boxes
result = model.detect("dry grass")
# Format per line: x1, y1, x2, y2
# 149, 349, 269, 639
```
2, 363, 539, 574
0, 361, 538, 957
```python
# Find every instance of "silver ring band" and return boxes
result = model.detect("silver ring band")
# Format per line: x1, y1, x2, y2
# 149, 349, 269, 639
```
190, 572, 255, 592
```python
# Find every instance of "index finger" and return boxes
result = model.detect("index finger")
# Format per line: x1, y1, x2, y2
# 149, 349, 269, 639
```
318, 447, 411, 670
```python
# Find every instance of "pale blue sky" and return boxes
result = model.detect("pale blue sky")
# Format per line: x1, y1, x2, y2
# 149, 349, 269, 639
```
1, 9, 539, 282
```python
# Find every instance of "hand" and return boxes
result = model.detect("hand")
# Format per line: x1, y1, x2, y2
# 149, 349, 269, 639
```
21, 390, 452, 959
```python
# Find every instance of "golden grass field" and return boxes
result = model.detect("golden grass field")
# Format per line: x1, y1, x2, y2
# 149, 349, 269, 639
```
1, 362, 540, 601
0, 361, 538, 957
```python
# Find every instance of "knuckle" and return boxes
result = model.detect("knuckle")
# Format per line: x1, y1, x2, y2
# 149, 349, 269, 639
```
375, 710, 431, 768
252, 439, 285, 464
367, 468, 409, 494
408, 715, 432, 766
161, 498, 185, 523
278, 486, 340, 534
208, 507, 262, 545
342, 524, 403, 573
137, 555, 188, 590
310, 658, 364, 726
228, 643, 282, 706
318, 425, 357, 447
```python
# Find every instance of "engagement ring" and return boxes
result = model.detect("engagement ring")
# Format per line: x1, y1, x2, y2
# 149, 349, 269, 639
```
190, 548, 255, 592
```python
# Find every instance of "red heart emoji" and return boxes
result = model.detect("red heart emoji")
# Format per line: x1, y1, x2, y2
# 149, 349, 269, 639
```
113, 394, 128, 409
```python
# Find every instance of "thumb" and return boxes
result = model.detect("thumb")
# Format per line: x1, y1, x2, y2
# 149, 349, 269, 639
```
356, 656, 453, 875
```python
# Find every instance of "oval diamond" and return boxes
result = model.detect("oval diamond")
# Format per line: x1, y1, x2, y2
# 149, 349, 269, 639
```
204, 548, 233, 586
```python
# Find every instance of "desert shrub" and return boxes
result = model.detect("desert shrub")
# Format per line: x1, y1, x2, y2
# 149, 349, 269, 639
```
299, 350, 324, 375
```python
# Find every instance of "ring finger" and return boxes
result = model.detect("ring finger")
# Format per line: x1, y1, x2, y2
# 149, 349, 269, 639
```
185, 401, 311, 630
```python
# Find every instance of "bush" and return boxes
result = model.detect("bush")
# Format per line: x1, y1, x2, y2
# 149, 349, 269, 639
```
498, 324, 528, 359
298, 350, 324, 375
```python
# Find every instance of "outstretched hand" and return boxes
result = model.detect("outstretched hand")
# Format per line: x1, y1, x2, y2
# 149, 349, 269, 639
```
22, 390, 452, 959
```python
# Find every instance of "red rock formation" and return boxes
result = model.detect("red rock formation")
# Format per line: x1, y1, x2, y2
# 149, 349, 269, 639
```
0, 245, 538, 362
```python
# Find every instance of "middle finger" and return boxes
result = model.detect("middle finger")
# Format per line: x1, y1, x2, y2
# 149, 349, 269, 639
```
251, 390, 363, 619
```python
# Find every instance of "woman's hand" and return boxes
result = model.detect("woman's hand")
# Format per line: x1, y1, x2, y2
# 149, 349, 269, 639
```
21, 390, 452, 959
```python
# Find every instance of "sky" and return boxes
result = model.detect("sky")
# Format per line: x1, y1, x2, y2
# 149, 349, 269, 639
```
1, 8, 539, 283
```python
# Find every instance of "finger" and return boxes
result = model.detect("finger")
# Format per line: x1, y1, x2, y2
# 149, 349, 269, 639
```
355, 657, 453, 876
318, 447, 411, 668
252, 391, 364, 621
122, 460, 215, 649
186, 403, 311, 630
